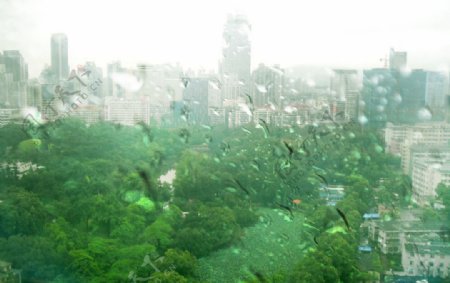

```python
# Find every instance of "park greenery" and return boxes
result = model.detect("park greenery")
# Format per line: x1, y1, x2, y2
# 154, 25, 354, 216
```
0, 117, 446, 282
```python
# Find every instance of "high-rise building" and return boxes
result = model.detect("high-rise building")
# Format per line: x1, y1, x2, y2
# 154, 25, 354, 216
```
398, 70, 448, 122
183, 78, 209, 125
3, 50, 28, 82
219, 14, 251, 102
252, 64, 284, 108
361, 68, 397, 127
182, 77, 222, 125
51, 33, 69, 82
412, 155, 450, 206
0, 56, 12, 108
81, 62, 104, 98
106, 61, 125, 97
0, 50, 28, 109
26, 79, 43, 109
104, 96, 151, 125
330, 69, 360, 121
137, 64, 183, 109
389, 48, 407, 71
362, 68, 448, 126
424, 71, 448, 116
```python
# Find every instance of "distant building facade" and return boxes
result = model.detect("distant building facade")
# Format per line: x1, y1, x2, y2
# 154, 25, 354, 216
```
0, 50, 28, 109
401, 234, 450, 278
51, 33, 69, 82
252, 64, 284, 108
220, 14, 251, 105
330, 69, 360, 121
384, 123, 450, 174
389, 48, 407, 71
368, 220, 447, 255
362, 69, 448, 126
104, 96, 151, 125
412, 155, 450, 206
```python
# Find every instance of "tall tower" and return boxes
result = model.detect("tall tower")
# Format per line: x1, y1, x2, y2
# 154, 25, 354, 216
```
1, 50, 28, 108
51, 33, 69, 82
220, 14, 251, 102
3, 50, 27, 82
389, 48, 407, 71
331, 69, 360, 121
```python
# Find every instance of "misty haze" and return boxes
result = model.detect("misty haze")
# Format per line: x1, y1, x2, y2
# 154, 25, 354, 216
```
0, 1, 450, 283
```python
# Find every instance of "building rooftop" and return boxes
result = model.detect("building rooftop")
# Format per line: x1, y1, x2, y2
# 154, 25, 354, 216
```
363, 213, 380, 220
376, 220, 446, 232
404, 241, 450, 255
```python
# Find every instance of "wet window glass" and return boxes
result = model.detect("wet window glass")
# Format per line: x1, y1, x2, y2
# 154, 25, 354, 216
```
0, 1, 450, 282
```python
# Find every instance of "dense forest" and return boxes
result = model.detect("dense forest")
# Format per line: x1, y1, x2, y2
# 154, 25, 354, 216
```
0, 117, 430, 282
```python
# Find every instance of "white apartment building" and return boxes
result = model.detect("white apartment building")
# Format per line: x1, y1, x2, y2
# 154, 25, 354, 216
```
208, 107, 225, 125
412, 156, 450, 206
385, 123, 409, 155
385, 122, 450, 153
330, 69, 361, 121
104, 96, 152, 126
384, 123, 450, 174
368, 220, 445, 254
401, 234, 450, 278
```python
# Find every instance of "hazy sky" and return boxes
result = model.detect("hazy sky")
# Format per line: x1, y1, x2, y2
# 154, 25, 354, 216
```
2, 0, 450, 77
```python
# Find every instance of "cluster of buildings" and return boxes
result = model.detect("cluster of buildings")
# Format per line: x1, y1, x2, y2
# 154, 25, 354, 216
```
364, 212, 450, 279
362, 55, 449, 127
385, 123, 450, 206
1, 16, 449, 135
1, 15, 450, 283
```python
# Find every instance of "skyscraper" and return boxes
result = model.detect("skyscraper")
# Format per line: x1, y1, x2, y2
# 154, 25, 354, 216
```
389, 48, 407, 71
361, 68, 397, 127
252, 64, 284, 108
219, 14, 251, 102
362, 68, 448, 126
1, 50, 28, 108
3, 50, 27, 82
106, 61, 125, 98
51, 33, 69, 82
330, 69, 360, 121
182, 78, 209, 125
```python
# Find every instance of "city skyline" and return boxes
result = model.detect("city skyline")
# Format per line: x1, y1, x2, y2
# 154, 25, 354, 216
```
2, 0, 450, 77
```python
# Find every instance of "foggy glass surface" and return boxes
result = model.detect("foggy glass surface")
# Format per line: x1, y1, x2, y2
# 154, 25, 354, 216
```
0, 1, 450, 283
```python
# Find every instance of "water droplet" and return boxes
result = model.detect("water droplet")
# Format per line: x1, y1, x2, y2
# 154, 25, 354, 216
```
417, 108, 432, 121
400, 67, 412, 77
283, 106, 297, 114
376, 86, 387, 94
238, 103, 253, 116
374, 144, 383, 153
376, 105, 385, 112
225, 187, 237, 193
358, 115, 368, 125
351, 150, 361, 160
255, 84, 267, 93
111, 72, 143, 92
393, 92, 402, 103
209, 80, 221, 90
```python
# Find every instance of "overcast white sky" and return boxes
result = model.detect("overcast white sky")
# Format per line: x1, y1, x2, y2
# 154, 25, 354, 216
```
2, 0, 450, 77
